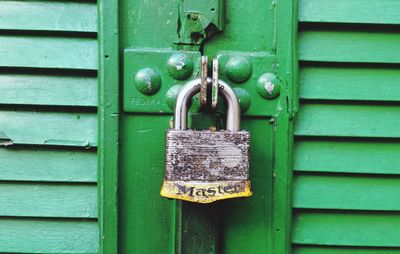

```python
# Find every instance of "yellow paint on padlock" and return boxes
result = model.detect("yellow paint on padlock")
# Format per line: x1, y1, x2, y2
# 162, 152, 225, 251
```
160, 180, 252, 203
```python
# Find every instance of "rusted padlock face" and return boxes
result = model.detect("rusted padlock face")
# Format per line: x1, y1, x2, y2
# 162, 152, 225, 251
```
165, 130, 249, 180
161, 129, 251, 203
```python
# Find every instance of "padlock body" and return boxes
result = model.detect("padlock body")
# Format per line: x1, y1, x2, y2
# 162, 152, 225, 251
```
161, 129, 251, 203
165, 129, 249, 181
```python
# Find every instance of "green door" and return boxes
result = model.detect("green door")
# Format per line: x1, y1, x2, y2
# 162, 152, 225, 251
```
118, 1, 296, 253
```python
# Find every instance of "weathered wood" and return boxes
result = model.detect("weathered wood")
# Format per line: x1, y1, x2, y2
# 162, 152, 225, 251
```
0, 218, 98, 253
0, 183, 97, 218
165, 130, 250, 181
0, 35, 98, 70
299, 0, 400, 25
293, 174, 400, 211
295, 103, 400, 138
0, 147, 97, 182
299, 30, 400, 64
293, 211, 400, 247
294, 139, 400, 175
0, 73, 97, 106
0, 110, 98, 146
300, 65, 400, 101
0, 1, 97, 32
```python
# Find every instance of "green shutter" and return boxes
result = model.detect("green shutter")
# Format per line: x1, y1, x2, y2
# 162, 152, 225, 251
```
293, 0, 400, 253
0, 1, 99, 253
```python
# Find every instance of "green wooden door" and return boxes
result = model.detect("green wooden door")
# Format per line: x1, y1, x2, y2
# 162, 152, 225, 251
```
118, 0, 296, 253
293, 0, 400, 253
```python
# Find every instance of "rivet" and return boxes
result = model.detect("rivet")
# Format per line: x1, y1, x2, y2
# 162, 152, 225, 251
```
225, 56, 252, 83
256, 73, 281, 99
166, 85, 183, 110
233, 87, 251, 112
134, 68, 161, 95
167, 53, 194, 80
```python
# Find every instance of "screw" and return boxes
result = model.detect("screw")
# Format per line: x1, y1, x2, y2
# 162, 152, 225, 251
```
225, 56, 252, 83
167, 53, 194, 80
134, 68, 161, 95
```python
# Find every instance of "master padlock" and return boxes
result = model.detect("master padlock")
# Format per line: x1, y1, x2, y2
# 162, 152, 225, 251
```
160, 78, 252, 203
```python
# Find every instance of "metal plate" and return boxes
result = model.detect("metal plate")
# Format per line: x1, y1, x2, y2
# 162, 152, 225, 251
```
123, 49, 201, 113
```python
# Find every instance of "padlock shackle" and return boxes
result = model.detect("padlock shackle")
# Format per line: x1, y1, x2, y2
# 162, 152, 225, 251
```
174, 78, 240, 131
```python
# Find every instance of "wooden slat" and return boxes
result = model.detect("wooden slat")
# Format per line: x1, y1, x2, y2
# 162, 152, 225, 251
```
0, 218, 98, 253
0, 35, 98, 70
0, 183, 97, 218
299, 30, 400, 64
294, 103, 400, 138
0, 110, 97, 146
0, 147, 97, 182
299, 0, 400, 25
0, 73, 97, 106
293, 211, 400, 247
0, 1, 97, 32
294, 139, 400, 174
300, 66, 400, 101
294, 246, 400, 254
293, 174, 400, 211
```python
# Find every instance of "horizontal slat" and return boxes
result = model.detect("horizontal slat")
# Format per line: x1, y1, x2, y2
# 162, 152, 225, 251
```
299, 30, 400, 64
293, 211, 400, 247
0, 218, 98, 253
0, 147, 97, 182
294, 246, 400, 254
0, 1, 97, 32
0, 35, 98, 70
0, 110, 97, 146
0, 183, 97, 218
0, 73, 97, 106
293, 174, 400, 211
300, 65, 400, 101
294, 139, 400, 174
299, 0, 400, 25
295, 103, 400, 138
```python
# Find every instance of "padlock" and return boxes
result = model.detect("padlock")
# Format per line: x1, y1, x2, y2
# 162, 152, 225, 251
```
160, 78, 252, 203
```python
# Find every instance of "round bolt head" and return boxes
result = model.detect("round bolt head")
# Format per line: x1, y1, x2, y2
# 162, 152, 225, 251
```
233, 87, 251, 113
256, 73, 281, 99
166, 85, 183, 110
225, 56, 252, 83
167, 53, 194, 80
134, 68, 161, 95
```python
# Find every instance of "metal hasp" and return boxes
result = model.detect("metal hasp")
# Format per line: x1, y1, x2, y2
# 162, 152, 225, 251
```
178, 0, 225, 44
161, 78, 252, 203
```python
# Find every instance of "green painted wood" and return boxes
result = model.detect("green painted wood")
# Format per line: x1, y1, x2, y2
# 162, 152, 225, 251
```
0, 1, 97, 32
0, 183, 97, 218
293, 211, 400, 247
295, 103, 400, 138
217, 119, 273, 254
120, 0, 294, 253
0, 73, 97, 106
98, 0, 119, 252
299, 0, 400, 25
0, 110, 97, 146
299, 30, 400, 64
120, 115, 175, 254
0, 218, 98, 253
273, 0, 298, 252
0, 35, 98, 70
293, 174, 400, 211
294, 246, 400, 254
0, 147, 97, 182
300, 66, 400, 101
294, 139, 400, 174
